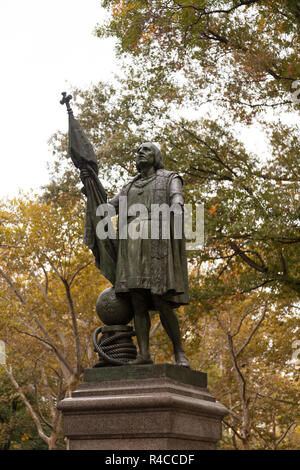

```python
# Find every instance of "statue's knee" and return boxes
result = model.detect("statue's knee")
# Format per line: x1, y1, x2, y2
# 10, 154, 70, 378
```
131, 292, 144, 308
152, 294, 163, 311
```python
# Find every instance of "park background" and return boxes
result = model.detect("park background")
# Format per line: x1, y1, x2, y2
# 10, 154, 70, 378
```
0, 0, 299, 450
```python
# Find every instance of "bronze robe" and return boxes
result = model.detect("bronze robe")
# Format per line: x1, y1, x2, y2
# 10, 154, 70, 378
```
109, 169, 189, 307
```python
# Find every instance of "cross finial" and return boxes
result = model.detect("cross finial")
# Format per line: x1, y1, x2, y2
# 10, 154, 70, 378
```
60, 92, 73, 115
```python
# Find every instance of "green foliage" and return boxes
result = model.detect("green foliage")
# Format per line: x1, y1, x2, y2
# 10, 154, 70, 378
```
0, 372, 50, 450
96, 0, 300, 121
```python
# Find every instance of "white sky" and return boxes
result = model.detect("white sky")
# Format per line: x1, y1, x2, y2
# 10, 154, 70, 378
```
0, 0, 117, 198
0, 1, 298, 200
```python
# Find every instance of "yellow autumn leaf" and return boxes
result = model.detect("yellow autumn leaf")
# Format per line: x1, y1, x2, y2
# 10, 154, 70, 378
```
208, 204, 218, 216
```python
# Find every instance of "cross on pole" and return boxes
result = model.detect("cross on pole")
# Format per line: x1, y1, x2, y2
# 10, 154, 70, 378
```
60, 92, 73, 115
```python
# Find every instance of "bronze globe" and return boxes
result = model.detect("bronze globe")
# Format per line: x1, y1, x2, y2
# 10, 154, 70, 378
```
96, 287, 134, 326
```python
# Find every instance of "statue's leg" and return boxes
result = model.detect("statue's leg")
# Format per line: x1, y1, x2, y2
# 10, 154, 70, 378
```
130, 291, 153, 364
152, 295, 190, 368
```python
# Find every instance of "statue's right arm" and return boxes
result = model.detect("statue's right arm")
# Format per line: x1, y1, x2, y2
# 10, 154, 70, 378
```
80, 167, 121, 213
79, 167, 107, 201
108, 193, 120, 215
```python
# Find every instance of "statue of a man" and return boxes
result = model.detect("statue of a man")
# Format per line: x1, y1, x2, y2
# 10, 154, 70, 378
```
81, 142, 190, 367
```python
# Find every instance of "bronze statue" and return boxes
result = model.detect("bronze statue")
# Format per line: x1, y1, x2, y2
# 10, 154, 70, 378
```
61, 94, 190, 368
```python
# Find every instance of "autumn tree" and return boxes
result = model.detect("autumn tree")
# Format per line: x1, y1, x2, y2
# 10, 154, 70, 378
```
181, 283, 300, 449
0, 194, 108, 449
97, 0, 300, 119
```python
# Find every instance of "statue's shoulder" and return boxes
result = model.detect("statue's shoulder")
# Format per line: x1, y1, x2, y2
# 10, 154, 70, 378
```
120, 175, 139, 194
156, 169, 183, 184
156, 169, 178, 178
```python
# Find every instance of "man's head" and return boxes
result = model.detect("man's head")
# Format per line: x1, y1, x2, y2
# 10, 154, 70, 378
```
135, 142, 164, 173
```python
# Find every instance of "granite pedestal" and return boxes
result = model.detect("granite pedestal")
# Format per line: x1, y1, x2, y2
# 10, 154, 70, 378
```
57, 364, 228, 450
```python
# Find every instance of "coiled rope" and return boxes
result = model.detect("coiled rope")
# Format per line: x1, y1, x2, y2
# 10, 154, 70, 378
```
93, 326, 137, 366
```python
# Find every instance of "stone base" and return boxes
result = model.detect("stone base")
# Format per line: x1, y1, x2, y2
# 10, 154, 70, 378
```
57, 364, 228, 450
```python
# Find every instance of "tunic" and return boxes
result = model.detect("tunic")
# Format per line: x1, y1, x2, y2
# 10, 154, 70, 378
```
109, 169, 189, 308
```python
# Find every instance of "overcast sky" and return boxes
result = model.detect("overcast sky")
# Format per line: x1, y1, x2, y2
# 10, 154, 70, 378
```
1, 1, 297, 200
0, 0, 117, 198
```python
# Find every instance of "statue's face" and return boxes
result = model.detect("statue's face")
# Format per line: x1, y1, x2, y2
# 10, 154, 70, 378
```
136, 143, 155, 169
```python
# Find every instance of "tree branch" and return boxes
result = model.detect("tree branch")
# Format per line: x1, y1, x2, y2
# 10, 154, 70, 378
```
236, 303, 268, 358
276, 422, 298, 447
0, 365, 50, 446
61, 279, 81, 376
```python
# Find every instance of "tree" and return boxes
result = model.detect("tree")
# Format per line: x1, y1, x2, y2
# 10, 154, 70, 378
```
181, 281, 300, 450
0, 194, 108, 449
0, 371, 48, 450
97, 0, 300, 119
